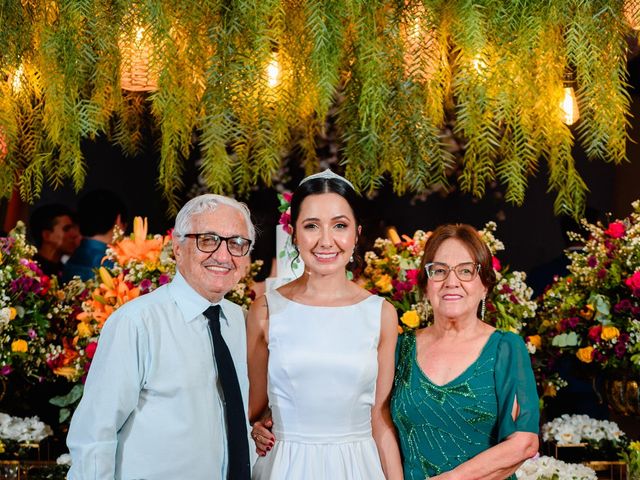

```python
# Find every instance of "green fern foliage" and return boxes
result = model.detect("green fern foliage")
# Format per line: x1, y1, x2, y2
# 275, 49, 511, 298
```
0, 0, 635, 216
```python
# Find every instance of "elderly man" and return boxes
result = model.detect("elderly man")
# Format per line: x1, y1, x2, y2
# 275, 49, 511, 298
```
67, 194, 254, 480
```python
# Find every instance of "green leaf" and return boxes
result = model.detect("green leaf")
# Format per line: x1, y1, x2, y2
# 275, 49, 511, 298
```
50, 384, 84, 407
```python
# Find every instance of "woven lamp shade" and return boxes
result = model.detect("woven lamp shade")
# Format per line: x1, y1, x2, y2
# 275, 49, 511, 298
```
625, 0, 640, 30
120, 26, 158, 92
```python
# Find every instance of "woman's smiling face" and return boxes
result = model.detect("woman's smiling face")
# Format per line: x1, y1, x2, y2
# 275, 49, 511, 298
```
294, 192, 359, 275
426, 238, 487, 322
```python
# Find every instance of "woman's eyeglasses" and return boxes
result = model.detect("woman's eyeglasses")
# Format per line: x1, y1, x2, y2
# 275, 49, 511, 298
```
424, 262, 480, 282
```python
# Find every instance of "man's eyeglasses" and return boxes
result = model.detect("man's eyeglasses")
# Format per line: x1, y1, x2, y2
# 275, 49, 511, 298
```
184, 232, 252, 257
424, 262, 480, 282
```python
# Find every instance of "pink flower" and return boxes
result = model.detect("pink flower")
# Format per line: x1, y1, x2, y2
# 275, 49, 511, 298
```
278, 211, 293, 235
282, 192, 293, 203
625, 272, 640, 296
406, 269, 419, 286
604, 221, 625, 238
0, 365, 12, 376
28, 328, 37, 339
492, 256, 501, 271
158, 273, 171, 286
587, 256, 598, 268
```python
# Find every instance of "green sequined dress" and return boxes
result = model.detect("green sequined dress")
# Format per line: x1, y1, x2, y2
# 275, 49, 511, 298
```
391, 330, 539, 480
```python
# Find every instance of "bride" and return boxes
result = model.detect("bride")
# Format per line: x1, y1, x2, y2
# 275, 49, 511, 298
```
246, 170, 402, 479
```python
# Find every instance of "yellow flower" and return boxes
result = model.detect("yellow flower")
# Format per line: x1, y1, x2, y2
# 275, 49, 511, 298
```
0, 440, 5, 454
401, 310, 420, 329
54, 366, 78, 380
375, 274, 393, 293
8, 307, 17, 320
77, 322, 93, 338
630, 441, 640, 451
528, 335, 542, 350
543, 382, 557, 398
576, 346, 594, 363
601, 325, 620, 341
11, 339, 28, 353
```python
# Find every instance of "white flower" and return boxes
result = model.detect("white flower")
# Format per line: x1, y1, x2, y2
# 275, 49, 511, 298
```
56, 453, 72, 465
516, 455, 597, 480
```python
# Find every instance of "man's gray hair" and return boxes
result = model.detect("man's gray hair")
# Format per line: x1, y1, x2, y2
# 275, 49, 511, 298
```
173, 194, 255, 248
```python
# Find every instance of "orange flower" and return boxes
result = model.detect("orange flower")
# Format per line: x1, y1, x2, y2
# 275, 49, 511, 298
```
77, 268, 140, 330
528, 335, 542, 350
601, 325, 620, 341
109, 216, 165, 265
543, 382, 557, 398
11, 339, 28, 353
576, 346, 594, 363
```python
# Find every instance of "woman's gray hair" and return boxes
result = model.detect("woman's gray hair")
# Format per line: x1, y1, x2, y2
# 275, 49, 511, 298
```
173, 194, 255, 248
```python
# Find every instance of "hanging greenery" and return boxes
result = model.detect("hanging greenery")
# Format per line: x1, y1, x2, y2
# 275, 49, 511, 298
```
0, 0, 636, 214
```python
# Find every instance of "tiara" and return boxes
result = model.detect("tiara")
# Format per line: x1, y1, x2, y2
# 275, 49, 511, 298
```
298, 169, 355, 190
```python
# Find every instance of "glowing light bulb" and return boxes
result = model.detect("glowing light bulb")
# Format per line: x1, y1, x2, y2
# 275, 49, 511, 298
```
266, 54, 281, 89
472, 54, 487, 74
135, 26, 145, 44
560, 86, 580, 125
11, 64, 24, 92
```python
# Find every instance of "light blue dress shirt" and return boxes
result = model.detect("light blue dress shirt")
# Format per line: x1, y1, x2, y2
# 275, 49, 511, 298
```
67, 271, 251, 480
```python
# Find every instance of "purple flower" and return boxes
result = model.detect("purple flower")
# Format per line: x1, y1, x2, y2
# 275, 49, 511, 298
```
567, 317, 580, 328
614, 341, 627, 358
614, 299, 632, 312
593, 349, 607, 363
158, 274, 171, 286
0, 365, 12, 376
139, 279, 152, 292
597, 269, 607, 279
587, 256, 598, 268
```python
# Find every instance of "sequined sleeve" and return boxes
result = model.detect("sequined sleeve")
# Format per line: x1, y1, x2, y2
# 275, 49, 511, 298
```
494, 332, 540, 441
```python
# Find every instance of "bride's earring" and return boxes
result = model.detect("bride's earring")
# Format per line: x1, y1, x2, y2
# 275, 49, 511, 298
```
480, 296, 486, 320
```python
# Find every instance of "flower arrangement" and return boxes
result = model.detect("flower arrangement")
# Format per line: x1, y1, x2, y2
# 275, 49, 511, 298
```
0, 412, 52, 459
360, 222, 536, 333
534, 200, 640, 372
542, 414, 626, 446
0, 222, 58, 380
621, 441, 640, 480
515, 455, 597, 480
361, 229, 429, 330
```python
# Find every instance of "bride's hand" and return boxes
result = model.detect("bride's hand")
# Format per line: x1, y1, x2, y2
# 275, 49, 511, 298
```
251, 412, 275, 456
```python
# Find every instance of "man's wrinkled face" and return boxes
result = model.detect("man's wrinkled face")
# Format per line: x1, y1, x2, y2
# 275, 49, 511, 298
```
173, 205, 251, 303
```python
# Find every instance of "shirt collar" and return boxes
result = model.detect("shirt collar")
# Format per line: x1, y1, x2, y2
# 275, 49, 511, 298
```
168, 270, 232, 324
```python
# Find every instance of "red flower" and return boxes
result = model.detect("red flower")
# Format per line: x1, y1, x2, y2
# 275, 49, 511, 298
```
604, 221, 625, 238
85, 342, 98, 359
588, 325, 603, 343
282, 192, 293, 203
625, 272, 640, 296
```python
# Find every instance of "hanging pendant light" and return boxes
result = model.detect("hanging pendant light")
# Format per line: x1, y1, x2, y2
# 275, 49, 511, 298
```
119, 11, 158, 92
624, 0, 640, 30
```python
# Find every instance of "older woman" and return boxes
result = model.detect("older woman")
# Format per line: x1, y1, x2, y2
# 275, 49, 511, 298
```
391, 224, 539, 480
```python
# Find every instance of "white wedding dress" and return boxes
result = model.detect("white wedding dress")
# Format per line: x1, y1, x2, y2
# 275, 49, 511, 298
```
251, 290, 386, 479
